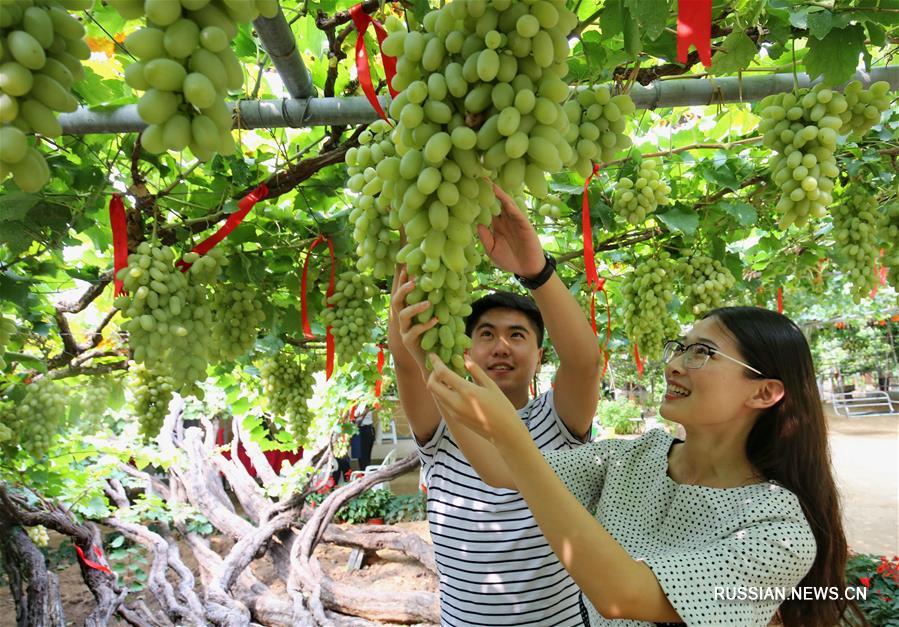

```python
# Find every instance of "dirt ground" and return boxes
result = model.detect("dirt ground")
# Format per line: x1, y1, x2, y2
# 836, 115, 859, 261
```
0, 521, 436, 627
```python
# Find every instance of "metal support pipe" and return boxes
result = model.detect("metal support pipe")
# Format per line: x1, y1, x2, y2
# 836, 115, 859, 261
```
57, 66, 899, 135
252, 6, 315, 99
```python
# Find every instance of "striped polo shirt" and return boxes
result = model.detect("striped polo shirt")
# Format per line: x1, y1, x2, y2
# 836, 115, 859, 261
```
418, 389, 589, 626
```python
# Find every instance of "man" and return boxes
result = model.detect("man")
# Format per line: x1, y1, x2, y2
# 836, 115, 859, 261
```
389, 184, 602, 626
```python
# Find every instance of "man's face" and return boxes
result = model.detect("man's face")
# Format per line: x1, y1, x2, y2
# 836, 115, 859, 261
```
466, 308, 543, 400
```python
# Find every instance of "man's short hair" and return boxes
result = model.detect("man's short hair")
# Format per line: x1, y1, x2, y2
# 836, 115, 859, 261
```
465, 291, 545, 347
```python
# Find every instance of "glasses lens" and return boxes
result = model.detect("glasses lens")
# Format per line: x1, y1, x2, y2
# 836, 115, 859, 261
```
662, 341, 679, 363
683, 345, 709, 369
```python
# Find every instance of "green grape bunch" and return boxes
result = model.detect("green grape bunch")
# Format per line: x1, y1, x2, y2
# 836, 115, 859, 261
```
114, 242, 227, 395
758, 80, 893, 228
128, 363, 174, 439
346, 118, 403, 279
259, 350, 317, 444
0, 0, 92, 192
0, 378, 67, 458
621, 255, 680, 361
0, 314, 16, 370
611, 160, 670, 225
108, 0, 280, 161
676, 255, 736, 317
26, 525, 50, 547
210, 284, 266, 362
830, 184, 884, 302
562, 86, 634, 177
322, 270, 379, 365
77, 374, 119, 430
378, 0, 588, 372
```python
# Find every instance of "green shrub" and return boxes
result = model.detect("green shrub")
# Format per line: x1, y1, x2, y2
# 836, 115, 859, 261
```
843, 553, 899, 625
597, 399, 643, 435
385, 493, 427, 523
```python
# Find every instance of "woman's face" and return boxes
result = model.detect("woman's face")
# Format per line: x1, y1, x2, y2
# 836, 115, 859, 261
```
660, 316, 763, 426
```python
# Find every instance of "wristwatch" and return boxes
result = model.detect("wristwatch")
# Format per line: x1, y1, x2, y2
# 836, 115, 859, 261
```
515, 251, 557, 290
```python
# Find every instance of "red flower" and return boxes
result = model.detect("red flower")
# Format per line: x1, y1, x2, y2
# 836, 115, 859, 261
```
859, 577, 871, 588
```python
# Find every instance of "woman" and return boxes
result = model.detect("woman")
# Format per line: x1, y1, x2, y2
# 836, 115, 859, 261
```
423, 307, 865, 626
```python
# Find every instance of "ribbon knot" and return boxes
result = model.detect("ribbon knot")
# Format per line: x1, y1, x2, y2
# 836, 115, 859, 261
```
349, 3, 398, 123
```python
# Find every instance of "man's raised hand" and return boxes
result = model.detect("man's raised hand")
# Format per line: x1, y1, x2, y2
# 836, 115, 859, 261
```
477, 183, 546, 279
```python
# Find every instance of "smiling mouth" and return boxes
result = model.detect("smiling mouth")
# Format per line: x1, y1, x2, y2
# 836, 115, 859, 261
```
665, 383, 691, 398
488, 365, 514, 373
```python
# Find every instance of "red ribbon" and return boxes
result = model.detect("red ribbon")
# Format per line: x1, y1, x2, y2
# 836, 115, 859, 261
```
582, 163, 601, 289
75, 544, 112, 574
871, 250, 888, 299
634, 343, 644, 376
582, 163, 612, 378
373, 345, 385, 403
176, 184, 268, 272
776, 286, 783, 314
676, 0, 713, 67
110, 194, 128, 296
300, 235, 336, 379
349, 3, 398, 123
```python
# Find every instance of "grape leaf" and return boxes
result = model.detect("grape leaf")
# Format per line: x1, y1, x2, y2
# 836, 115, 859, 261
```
804, 25, 867, 86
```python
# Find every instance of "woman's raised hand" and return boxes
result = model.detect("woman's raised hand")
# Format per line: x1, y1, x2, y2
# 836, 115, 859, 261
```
426, 353, 520, 444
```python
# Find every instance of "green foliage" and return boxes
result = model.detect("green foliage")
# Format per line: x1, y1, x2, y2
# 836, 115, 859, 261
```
384, 492, 427, 524
844, 553, 899, 626
597, 398, 643, 435
337, 488, 393, 524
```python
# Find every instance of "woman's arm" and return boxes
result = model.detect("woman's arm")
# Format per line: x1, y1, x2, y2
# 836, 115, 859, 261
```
426, 354, 681, 622
441, 413, 515, 489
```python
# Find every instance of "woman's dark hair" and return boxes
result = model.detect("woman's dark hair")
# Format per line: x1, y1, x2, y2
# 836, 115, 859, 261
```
465, 290, 545, 347
705, 307, 866, 627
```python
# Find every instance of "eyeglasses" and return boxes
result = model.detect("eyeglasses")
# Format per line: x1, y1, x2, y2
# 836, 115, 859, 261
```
662, 340, 764, 376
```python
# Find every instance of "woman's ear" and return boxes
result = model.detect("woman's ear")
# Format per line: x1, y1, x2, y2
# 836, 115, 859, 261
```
747, 379, 786, 410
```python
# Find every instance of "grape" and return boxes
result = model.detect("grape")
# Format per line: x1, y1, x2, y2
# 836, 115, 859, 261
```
113, 242, 227, 395
210, 284, 266, 361
345, 118, 402, 279
259, 350, 316, 444
676, 254, 736, 317
758, 81, 894, 228
108, 0, 256, 161
321, 270, 379, 364
0, 379, 67, 458
830, 183, 884, 302
0, 314, 16, 370
76, 374, 119, 431
26, 525, 49, 548
0, 0, 89, 192
563, 86, 634, 176
536, 195, 563, 220
129, 363, 174, 439
611, 160, 670, 225
620, 255, 680, 360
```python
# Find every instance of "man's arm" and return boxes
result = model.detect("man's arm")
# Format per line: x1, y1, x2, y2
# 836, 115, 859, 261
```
530, 272, 602, 439
388, 267, 442, 444
478, 184, 601, 439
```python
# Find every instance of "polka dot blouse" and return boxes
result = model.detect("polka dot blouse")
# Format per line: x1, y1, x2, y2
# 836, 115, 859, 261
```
544, 428, 817, 626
